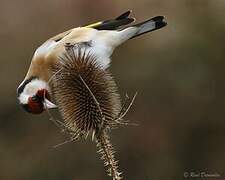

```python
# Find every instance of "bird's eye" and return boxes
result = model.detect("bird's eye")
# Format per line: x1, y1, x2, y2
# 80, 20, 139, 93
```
31, 95, 39, 102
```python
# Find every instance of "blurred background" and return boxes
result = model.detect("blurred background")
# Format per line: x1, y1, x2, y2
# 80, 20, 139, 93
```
0, 0, 225, 179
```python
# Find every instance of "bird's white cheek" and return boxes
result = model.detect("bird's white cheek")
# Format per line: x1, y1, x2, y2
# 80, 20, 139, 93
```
18, 94, 29, 104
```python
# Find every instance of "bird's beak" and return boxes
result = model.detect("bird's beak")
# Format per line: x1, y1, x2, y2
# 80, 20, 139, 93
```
44, 99, 57, 109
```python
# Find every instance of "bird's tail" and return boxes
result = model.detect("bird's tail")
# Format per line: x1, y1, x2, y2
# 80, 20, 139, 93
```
130, 16, 167, 39
97, 15, 167, 50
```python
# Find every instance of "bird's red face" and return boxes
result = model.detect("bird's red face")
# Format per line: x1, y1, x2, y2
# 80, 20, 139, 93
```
26, 89, 50, 114
17, 77, 57, 114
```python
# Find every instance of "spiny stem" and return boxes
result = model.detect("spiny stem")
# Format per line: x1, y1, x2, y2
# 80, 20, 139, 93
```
96, 131, 122, 180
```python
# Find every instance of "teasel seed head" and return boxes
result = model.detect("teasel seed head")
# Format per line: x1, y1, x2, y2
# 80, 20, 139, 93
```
51, 44, 121, 138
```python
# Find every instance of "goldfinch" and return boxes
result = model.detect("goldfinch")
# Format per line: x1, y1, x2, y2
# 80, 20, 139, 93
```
17, 10, 167, 114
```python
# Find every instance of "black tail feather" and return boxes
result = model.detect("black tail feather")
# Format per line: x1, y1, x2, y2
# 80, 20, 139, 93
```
130, 16, 167, 39
149, 16, 167, 29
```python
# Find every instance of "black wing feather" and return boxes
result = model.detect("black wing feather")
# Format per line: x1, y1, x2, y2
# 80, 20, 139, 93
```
88, 10, 135, 30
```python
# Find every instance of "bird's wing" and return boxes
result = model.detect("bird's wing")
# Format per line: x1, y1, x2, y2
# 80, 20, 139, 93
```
50, 10, 135, 42
85, 10, 135, 30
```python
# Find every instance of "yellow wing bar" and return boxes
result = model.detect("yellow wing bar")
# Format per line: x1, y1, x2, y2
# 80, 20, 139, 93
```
85, 22, 102, 28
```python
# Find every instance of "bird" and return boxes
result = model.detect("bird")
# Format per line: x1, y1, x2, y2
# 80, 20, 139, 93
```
17, 10, 167, 114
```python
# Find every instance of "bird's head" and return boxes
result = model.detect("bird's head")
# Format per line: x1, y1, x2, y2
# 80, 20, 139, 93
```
17, 77, 57, 114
